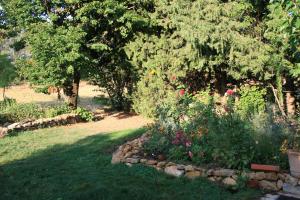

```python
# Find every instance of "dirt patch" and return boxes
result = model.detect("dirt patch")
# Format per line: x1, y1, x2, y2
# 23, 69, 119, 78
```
0, 81, 104, 111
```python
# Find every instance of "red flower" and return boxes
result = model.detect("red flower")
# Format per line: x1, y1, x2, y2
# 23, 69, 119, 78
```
226, 89, 234, 96
179, 89, 185, 96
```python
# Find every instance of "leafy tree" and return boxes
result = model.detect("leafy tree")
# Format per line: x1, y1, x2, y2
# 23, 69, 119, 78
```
0, 54, 16, 99
127, 0, 272, 117
265, 0, 300, 115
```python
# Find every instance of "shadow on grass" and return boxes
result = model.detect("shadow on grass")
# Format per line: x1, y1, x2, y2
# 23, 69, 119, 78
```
0, 129, 260, 200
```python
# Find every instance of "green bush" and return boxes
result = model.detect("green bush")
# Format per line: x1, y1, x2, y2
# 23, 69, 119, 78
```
1, 103, 45, 123
236, 86, 266, 118
44, 104, 71, 118
74, 107, 93, 122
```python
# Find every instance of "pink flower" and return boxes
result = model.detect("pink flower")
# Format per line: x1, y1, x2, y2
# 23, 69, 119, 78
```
179, 89, 185, 96
185, 140, 192, 147
226, 89, 234, 96
172, 139, 180, 145
188, 151, 193, 159
171, 75, 176, 81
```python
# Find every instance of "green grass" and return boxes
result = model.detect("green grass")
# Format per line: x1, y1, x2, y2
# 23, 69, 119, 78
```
0, 127, 260, 200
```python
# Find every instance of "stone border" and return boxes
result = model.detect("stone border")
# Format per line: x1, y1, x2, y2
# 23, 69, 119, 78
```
0, 113, 103, 138
112, 133, 300, 193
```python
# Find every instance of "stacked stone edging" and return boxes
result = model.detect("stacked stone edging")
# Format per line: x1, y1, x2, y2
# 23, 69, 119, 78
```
112, 133, 300, 193
0, 113, 97, 138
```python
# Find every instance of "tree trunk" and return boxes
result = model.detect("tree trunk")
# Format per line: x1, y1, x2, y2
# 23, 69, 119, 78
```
2, 86, 5, 100
63, 70, 80, 109
285, 76, 296, 116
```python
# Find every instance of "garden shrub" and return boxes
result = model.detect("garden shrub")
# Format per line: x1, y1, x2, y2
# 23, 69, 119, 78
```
44, 104, 71, 118
74, 107, 94, 122
0, 103, 45, 123
236, 86, 266, 118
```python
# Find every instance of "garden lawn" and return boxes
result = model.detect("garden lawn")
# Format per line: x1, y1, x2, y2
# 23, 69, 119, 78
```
0, 126, 260, 200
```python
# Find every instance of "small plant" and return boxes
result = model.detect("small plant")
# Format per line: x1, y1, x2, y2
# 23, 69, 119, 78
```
44, 104, 71, 118
74, 107, 94, 122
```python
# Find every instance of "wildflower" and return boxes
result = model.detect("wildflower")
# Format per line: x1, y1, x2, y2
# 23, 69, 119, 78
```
185, 140, 192, 147
288, 12, 293, 17
171, 75, 176, 81
188, 151, 193, 159
179, 89, 185, 96
225, 89, 234, 96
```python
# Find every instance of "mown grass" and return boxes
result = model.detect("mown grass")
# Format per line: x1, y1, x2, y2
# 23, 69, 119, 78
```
0, 126, 260, 200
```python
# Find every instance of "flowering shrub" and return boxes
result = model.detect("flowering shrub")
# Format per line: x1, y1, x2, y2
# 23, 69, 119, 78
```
144, 91, 293, 170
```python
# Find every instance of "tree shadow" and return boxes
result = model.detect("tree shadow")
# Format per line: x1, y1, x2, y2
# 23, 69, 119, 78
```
0, 129, 259, 200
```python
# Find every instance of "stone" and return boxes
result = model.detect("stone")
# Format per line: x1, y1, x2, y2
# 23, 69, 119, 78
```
265, 173, 278, 181
207, 169, 214, 176
146, 160, 158, 165
278, 173, 286, 181
157, 161, 167, 168
126, 158, 139, 164
247, 180, 259, 188
232, 175, 238, 180
213, 169, 235, 177
140, 159, 147, 164
166, 162, 176, 167
164, 166, 184, 177
283, 183, 300, 195
184, 165, 194, 172
7, 123, 19, 130
185, 171, 201, 179
111, 152, 123, 164
176, 164, 185, 170
248, 172, 266, 180
126, 163, 133, 167
223, 177, 237, 186
208, 177, 216, 182
0, 127, 8, 137
277, 180, 284, 190
259, 180, 278, 191
285, 174, 298, 186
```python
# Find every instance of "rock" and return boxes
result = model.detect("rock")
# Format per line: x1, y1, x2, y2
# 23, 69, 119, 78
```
146, 160, 157, 165
247, 180, 259, 188
232, 175, 238, 180
283, 183, 300, 195
223, 177, 237, 186
207, 169, 214, 176
157, 161, 167, 168
176, 164, 185, 170
185, 171, 201, 179
126, 158, 139, 164
126, 163, 133, 167
164, 166, 184, 177
286, 174, 298, 186
184, 165, 194, 172
0, 127, 8, 137
7, 123, 19, 130
140, 159, 147, 164
248, 172, 266, 180
166, 162, 176, 167
265, 173, 278, 181
259, 180, 278, 191
213, 169, 235, 177
278, 173, 286, 181
277, 179, 284, 190
111, 152, 123, 164
208, 177, 216, 182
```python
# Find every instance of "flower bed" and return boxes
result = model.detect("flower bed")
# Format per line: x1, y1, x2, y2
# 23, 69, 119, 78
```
112, 133, 300, 193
